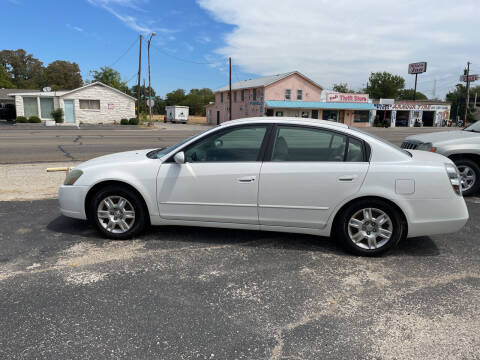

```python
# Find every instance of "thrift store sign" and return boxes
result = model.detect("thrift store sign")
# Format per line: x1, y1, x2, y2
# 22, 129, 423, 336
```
326, 93, 369, 103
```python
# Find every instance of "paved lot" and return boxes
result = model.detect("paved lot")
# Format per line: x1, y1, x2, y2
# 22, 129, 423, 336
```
0, 124, 454, 164
0, 198, 479, 359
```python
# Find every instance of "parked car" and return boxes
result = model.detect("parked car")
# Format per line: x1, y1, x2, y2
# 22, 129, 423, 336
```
58, 117, 468, 256
401, 120, 480, 196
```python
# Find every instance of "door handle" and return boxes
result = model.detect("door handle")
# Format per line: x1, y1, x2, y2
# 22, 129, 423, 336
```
338, 175, 357, 182
237, 176, 256, 183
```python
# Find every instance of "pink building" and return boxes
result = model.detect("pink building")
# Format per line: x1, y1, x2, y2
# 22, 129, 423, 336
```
206, 71, 375, 127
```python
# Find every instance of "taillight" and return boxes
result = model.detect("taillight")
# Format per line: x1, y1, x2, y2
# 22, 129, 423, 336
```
445, 163, 462, 196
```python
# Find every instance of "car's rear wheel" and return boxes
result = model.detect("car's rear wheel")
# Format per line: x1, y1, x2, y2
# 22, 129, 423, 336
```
89, 185, 148, 240
453, 158, 480, 196
335, 199, 405, 256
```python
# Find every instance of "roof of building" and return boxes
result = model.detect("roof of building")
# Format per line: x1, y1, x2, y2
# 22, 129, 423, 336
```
0, 88, 38, 100
265, 100, 376, 111
215, 71, 323, 92
61, 82, 135, 100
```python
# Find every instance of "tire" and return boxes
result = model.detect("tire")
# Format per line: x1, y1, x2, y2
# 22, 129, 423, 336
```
334, 199, 405, 256
453, 158, 480, 197
88, 185, 148, 240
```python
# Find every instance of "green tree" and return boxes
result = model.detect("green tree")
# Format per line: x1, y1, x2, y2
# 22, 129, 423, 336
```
332, 82, 352, 93
446, 84, 477, 122
366, 72, 405, 99
0, 65, 14, 88
397, 88, 428, 100
130, 84, 157, 113
0, 49, 44, 88
45, 60, 83, 90
89, 66, 128, 92
182, 88, 215, 115
165, 89, 186, 106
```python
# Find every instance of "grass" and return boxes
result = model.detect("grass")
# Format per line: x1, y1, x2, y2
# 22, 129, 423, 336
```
151, 114, 207, 124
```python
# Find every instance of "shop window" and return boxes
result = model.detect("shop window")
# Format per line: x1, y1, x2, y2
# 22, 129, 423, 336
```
353, 110, 369, 123
275, 111, 284, 117
23, 97, 38, 118
253, 88, 257, 101
285, 89, 291, 100
301, 111, 309, 118
40, 98, 54, 119
79, 100, 100, 110
297, 89, 303, 100
322, 110, 338, 122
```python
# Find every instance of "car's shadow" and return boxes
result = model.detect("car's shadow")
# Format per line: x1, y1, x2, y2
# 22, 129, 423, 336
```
47, 216, 440, 257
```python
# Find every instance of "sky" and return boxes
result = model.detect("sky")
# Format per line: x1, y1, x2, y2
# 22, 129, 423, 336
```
2, 0, 480, 99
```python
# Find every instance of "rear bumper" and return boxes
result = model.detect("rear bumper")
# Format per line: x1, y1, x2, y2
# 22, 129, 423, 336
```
406, 197, 469, 237
58, 185, 89, 220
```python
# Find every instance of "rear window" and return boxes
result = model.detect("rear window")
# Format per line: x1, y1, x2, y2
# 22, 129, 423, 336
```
353, 128, 412, 157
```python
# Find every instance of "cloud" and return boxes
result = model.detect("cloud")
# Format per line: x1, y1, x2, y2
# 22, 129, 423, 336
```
197, 0, 479, 97
66, 24, 85, 33
87, 0, 172, 35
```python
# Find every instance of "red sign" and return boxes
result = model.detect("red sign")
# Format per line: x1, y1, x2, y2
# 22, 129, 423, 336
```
108, 103, 114, 110
326, 92, 369, 103
460, 74, 478, 82
408, 62, 427, 74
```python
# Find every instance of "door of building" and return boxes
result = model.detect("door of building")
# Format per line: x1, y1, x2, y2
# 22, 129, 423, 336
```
64, 100, 75, 123
216, 111, 220, 125
311, 110, 319, 119
338, 110, 345, 123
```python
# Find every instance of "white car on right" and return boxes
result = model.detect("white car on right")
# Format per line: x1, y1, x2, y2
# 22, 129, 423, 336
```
402, 120, 480, 196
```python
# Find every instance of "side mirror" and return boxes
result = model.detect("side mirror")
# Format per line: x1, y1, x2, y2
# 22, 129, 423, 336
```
173, 151, 185, 164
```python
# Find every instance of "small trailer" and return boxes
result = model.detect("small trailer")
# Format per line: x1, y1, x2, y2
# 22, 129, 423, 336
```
165, 106, 189, 124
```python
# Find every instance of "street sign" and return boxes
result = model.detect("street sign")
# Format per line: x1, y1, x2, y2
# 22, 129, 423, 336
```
147, 99, 155, 107
460, 74, 478, 82
408, 62, 427, 74
379, 98, 395, 105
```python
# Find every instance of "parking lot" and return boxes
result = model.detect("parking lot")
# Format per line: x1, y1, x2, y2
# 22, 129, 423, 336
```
0, 125, 479, 359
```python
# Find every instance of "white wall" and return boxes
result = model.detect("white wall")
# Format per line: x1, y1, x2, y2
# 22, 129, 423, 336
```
61, 84, 135, 124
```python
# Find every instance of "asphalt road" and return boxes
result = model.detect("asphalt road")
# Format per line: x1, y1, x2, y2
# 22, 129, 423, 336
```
0, 124, 454, 164
0, 198, 479, 359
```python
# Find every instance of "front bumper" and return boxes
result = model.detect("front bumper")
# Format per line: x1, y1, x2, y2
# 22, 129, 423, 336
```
58, 185, 89, 220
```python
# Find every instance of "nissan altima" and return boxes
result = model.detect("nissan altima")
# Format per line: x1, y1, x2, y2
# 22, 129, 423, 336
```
59, 118, 469, 256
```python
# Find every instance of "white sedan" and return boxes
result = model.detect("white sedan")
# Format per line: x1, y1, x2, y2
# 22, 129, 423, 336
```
59, 118, 469, 256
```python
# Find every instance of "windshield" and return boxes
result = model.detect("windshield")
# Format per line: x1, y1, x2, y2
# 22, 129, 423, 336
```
464, 121, 480, 132
352, 127, 412, 157
146, 127, 217, 159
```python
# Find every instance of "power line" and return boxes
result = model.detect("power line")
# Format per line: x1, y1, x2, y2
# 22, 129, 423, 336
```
108, 36, 139, 68
149, 42, 223, 65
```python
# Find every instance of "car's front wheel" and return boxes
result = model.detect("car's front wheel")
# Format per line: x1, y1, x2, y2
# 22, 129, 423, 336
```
335, 199, 405, 256
89, 185, 148, 240
453, 158, 480, 196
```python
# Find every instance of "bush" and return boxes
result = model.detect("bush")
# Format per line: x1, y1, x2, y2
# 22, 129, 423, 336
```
16, 116, 28, 123
51, 108, 64, 123
128, 117, 139, 125
28, 116, 41, 123
120, 118, 129, 125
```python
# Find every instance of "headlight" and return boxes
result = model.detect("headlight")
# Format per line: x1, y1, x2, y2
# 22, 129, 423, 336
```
445, 163, 461, 196
64, 169, 83, 185
416, 142, 437, 152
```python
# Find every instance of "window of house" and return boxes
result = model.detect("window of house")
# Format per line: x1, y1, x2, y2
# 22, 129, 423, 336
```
297, 89, 303, 100
79, 99, 100, 110
285, 89, 291, 100
234, 91, 237, 102
354, 110, 369, 123
322, 110, 338, 122
220, 93, 224, 103
301, 111, 309, 118
346, 137, 365, 162
241, 89, 245, 101
271, 126, 347, 162
275, 111, 284, 117
40, 98, 54, 119
253, 88, 257, 101
184, 125, 268, 162
23, 97, 38, 118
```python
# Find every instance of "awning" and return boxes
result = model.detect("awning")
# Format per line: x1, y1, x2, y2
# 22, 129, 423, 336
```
265, 100, 375, 110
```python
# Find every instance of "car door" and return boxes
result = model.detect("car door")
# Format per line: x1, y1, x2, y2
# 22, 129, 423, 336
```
157, 124, 270, 224
258, 125, 369, 229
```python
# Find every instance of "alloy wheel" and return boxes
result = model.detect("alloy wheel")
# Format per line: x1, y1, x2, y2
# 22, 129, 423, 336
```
97, 196, 136, 234
457, 165, 476, 192
347, 208, 393, 250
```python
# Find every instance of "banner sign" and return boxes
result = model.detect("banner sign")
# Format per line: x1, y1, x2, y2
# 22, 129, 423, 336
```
408, 62, 427, 74
374, 103, 451, 111
460, 74, 478, 82
326, 92, 369, 103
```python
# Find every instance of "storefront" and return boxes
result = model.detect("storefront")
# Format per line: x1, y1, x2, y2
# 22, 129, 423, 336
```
373, 101, 451, 127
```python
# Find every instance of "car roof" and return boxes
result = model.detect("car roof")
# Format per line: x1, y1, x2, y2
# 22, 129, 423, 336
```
220, 117, 349, 130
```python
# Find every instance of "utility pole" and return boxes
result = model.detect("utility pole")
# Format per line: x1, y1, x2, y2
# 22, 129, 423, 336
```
137, 35, 142, 120
464, 61, 471, 124
147, 32, 156, 125
229, 57, 232, 121
143, 78, 146, 119
413, 73, 418, 100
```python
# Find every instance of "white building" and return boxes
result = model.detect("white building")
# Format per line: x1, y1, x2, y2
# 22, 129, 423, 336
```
9, 82, 135, 125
